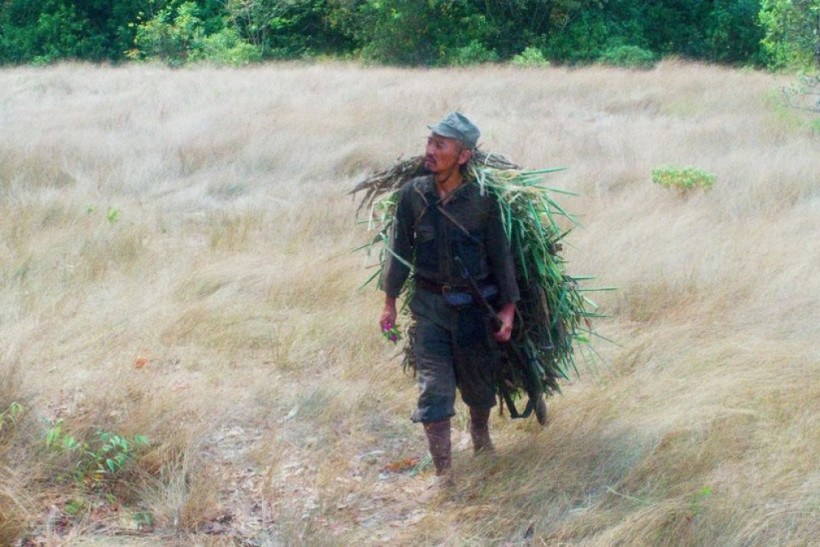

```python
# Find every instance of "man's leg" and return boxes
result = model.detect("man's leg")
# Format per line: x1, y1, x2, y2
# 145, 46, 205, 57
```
423, 419, 452, 479
411, 314, 457, 479
454, 309, 499, 455
468, 406, 494, 454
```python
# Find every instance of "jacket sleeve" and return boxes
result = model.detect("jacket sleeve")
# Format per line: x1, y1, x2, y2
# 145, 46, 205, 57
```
486, 196, 520, 306
381, 185, 414, 298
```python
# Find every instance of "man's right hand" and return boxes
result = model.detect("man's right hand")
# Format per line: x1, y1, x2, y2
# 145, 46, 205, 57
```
380, 297, 397, 332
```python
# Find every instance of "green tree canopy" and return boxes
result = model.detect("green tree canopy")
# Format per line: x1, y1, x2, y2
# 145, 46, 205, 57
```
760, 0, 820, 70
0, 0, 810, 70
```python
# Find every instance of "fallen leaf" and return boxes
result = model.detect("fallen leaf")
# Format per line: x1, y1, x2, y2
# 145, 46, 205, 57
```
382, 458, 420, 473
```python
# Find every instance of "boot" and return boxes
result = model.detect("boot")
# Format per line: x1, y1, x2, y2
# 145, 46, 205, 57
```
469, 406, 495, 455
535, 394, 548, 426
423, 419, 453, 481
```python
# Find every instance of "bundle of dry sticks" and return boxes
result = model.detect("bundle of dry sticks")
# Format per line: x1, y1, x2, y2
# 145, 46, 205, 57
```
352, 151, 607, 416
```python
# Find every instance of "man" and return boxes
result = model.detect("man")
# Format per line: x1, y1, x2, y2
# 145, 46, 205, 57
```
379, 112, 520, 484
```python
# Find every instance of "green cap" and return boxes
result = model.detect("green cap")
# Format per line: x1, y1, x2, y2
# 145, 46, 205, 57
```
428, 112, 480, 149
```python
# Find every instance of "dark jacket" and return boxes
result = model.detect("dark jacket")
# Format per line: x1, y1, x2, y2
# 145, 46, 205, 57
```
382, 175, 520, 306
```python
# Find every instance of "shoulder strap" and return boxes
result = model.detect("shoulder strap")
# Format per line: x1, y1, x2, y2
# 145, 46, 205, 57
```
435, 204, 483, 247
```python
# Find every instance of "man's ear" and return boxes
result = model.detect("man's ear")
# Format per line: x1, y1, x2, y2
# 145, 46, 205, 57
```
458, 147, 472, 166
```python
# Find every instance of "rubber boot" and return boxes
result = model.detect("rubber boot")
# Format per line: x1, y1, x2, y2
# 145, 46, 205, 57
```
423, 419, 453, 484
469, 406, 495, 455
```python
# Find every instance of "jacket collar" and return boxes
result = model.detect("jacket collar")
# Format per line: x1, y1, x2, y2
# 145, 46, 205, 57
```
416, 174, 475, 204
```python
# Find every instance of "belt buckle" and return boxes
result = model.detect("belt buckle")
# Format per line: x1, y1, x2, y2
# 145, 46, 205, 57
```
440, 284, 453, 295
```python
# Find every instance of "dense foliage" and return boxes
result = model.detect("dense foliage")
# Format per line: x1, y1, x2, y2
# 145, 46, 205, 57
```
0, 0, 817, 70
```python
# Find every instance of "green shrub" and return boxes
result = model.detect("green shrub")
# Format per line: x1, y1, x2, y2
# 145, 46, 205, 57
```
130, 1, 259, 67
512, 46, 550, 68
759, 0, 820, 71
130, 2, 204, 66
543, 11, 612, 64
200, 27, 262, 66
449, 40, 498, 66
44, 420, 150, 489
652, 166, 716, 192
599, 45, 657, 69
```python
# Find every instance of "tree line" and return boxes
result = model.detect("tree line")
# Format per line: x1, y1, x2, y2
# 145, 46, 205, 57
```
0, 0, 817, 70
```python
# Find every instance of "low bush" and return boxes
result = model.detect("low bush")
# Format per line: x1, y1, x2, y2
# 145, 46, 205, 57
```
44, 420, 150, 490
200, 27, 262, 66
449, 40, 499, 66
652, 165, 716, 192
599, 45, 657, 69
512, 46, 550, 68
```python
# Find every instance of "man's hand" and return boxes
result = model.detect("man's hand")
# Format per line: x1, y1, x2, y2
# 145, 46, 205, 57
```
493, 302, 515, 343
380, 296, 398, 332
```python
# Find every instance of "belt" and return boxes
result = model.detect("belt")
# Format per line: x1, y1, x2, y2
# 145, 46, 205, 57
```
415, 277, 499, 305
415, 277, 470, 294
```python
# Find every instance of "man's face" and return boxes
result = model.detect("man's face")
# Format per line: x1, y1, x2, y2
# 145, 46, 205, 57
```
424, 133, 470, 175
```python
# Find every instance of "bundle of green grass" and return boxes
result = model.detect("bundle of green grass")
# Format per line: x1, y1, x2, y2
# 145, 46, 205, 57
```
352, 151, 606, 418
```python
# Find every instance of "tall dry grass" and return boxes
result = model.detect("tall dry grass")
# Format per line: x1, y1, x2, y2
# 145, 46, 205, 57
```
0, 60, 817, 545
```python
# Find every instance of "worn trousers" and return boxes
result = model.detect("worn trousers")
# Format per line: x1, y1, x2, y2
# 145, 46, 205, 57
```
409, 288, 499, 423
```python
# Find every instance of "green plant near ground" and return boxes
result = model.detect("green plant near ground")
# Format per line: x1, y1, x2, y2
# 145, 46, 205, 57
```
44, 420, 150, 488
598, 45, 657, 69
689, 485, 713, 518
106, 207, 120, 223
512, 46, 550, 68
0, 401, 23, 433
652, 166, 716, 192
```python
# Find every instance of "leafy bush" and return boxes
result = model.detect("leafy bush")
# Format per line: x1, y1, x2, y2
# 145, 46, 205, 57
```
599, 45, 657, 69
759, 0, 820, 70
704, 0, 765, 65
131, 1, 260, 66
356, 0, 495, 66
449, 40, 498, 66
544, 10, 612, 64
0, 1, 90, 65
512, 46, 550, 68
45, 420, 150, 489
130, 2, 204, 66
200, 27, 262, 66
652, 166, 716, 192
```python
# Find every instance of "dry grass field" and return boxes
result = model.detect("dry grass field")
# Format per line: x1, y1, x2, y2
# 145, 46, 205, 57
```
0, 60, 818, 545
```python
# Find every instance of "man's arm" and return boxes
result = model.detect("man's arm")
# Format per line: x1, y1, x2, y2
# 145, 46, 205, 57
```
485, 195, 519, 343
485, 196, 520, 306
379, 185, 414, 331
380, 185, 414, 299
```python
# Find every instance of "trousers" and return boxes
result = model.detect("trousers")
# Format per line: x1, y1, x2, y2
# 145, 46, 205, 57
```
409, 288, 500, 423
